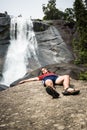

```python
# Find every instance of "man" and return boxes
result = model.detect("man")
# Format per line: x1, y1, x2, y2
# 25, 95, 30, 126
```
19, 67, 80, 98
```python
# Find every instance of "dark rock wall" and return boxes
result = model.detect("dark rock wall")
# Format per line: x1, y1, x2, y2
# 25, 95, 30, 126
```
0, 13, 10, 42
0, 13, 10, 76
51, 20, 76, 52
33, 21, 49, 32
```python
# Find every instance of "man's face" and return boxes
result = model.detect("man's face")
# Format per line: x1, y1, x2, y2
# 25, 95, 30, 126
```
41, 68, 48, 74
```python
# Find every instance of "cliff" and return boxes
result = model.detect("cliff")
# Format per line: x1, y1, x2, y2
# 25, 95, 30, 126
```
0, 13, 10, 75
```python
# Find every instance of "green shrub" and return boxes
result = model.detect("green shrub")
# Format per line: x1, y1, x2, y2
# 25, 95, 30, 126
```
79, 71, 87, 80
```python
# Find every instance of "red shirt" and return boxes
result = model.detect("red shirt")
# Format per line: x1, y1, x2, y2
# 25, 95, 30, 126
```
38, 72, 57, 80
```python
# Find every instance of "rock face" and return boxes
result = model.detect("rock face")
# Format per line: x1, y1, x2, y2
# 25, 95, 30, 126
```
33, 21, 74, 68
0, 13, 10, 75
0, 79, 87, 130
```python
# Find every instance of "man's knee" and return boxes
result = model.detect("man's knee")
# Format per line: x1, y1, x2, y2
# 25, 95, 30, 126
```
64, 75, 70, 78
64, 75, 70, 79
45, 80, 53, 86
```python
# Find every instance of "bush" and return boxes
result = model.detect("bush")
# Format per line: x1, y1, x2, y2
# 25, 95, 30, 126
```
79, 71, 87, 80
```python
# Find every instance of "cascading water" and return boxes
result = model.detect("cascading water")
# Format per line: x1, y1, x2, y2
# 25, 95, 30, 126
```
0, 17, 40, 86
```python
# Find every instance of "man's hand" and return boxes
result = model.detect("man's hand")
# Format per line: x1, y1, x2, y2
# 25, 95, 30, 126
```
19, 80, 25, 84
19, 77, 39, 84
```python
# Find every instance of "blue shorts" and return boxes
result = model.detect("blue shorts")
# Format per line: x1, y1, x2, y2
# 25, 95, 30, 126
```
42, 75, 58, 86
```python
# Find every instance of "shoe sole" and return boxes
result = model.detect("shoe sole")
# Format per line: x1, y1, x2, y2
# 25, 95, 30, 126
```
62, 90, 80, 95
46, 86, 60, 98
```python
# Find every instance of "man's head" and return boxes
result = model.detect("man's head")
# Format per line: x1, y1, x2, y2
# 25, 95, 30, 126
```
41, 67, 49, 74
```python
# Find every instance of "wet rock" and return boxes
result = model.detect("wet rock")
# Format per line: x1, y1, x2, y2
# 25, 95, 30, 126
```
33, 20, 49, 32
0, 13, 10, 74
0, 84, 9, 91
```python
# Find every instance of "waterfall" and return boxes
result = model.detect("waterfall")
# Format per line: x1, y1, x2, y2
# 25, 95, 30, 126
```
0, 17, 40, 86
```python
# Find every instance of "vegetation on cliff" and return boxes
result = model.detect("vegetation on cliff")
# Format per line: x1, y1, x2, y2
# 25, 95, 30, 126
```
42, 0, 87, 80
42, 0, 87, 63
42, 0, 64, 20
73, 0, 87, 64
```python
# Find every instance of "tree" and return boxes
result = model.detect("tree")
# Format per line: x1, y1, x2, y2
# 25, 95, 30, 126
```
42, 0, 64, 20
73, 0, 87, 64
64, 8, 75, 22
84, 0, 87, 7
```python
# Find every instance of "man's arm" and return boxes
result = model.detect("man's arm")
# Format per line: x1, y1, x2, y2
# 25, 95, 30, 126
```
19, 77, 39, 84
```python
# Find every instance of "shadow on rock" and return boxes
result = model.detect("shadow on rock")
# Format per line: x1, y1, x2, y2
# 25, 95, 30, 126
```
0, 84, 9, 91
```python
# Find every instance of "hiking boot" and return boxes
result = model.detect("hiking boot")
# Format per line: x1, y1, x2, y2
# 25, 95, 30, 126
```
46, 86, 60, 98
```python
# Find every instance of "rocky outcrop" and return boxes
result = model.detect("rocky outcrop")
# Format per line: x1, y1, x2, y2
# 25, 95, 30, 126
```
33, 21, 74, 68
0, 78, 87, 130
50, 20, 76, 46
9, 63, 85, 88
33, 20, 49, 32
0, 13, 10, 75
0, 13, 10, 44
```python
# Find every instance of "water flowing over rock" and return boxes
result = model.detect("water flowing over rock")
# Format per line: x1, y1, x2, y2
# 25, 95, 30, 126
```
0, 17, 41, 86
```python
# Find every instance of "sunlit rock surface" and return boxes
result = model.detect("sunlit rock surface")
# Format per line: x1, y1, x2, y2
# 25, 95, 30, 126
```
33, 21, 74, 67
0, 78, 87, 130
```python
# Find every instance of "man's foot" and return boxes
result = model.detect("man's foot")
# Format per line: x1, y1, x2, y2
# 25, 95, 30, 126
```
46, 86, 60, 98
62, 87, 80, 96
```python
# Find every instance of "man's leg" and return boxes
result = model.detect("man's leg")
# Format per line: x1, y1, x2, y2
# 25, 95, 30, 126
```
55, 75, 70, 90
45, 79, 55, 89
44, 79, 60, 98
55, 75, 80, 95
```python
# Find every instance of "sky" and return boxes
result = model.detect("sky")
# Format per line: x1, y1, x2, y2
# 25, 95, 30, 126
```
0, 0, 75, 19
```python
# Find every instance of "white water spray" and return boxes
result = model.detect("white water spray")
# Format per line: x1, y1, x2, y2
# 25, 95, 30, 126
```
0, 17, 39, 86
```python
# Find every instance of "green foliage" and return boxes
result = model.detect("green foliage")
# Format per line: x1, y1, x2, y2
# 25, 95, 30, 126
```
42, 0, 87, 65
64, 8, 75, 22
84, 0, 87, 7
47, 21, 53, 25
73, 38, 87, 64
73, 0, 87, 64
42, 0, 64, 20
79, 71, 87, 80
74, 0, 87, 30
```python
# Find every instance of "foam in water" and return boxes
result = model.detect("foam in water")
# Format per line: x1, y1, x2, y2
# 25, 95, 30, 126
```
0, 17, 39, 86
